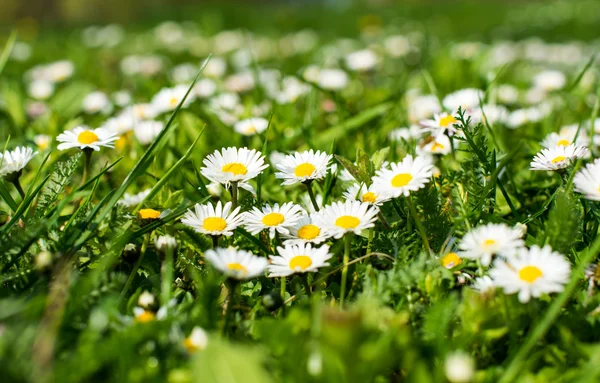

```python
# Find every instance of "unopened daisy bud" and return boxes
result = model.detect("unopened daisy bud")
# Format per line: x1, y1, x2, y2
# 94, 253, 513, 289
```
183, 326, 208, 353
35, 251, 53, 270
444, 351, 475, 383
122, 243, 139, 262
155, 235, 177, 253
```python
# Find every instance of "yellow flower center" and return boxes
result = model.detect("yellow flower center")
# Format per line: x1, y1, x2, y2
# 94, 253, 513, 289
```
297, 224, 320, 240
227, 262, 248, 275
245, 125, 256, 134
136, 310, 155, 323
442, 252, 462, 269
115, 135, 127, 151
262, 212, 285, 226
439, 115, 457, 127
518, 265, 543, 283
294, 162, 316, 177
289, 255, 313, 271
362, 192, 377, 203
551, 156, 566, 164
335, 215, 360, 229
138, 209, 160, 219
222, 162, 248, 176
183, 338, 199, 353
483, 239, 496, 248
557, 139, 570, 146
203, 217, 227, 232
391, 173, 413, 187
431, 142, 445, 151
77, 130, 99, 145
169, 97, 179, 106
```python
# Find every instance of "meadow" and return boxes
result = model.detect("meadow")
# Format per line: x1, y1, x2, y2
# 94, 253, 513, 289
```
2, 0, 600, 382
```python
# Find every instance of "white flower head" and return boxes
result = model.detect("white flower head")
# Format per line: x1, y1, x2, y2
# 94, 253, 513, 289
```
317, 68, 348, 91
282, 214, 332, 246
389, 125, 425, 142
275, 150, 332, 186
118, 189, 151, 208
201, 147, 268, 193
442, 88, 484, 112
421, 112, 460, 136
489, 245, 571, 303
34, 135, 52, 151
244, 202, 304, 239
343, 183, 392, 206
151, 84, 195, 114
28, 80, 55, 100
181, 201, 244, 237
458, 223, 525, 266
314, 200, 379, 239
371, 155, 434, 198
444, 351, 475, 383
184, 326, 208, 352
574, 159, 600, 201
533, 70, 566, 92
0, 146, 37, 177
233, 117, 269, 136
56, 126, 118, 151
133, 120, 165, 145
268, 243, 333, 277
138, 291, 155, 308
155, 235, 177, 252
82, 91, 112, 114
471, 275, 495, 294
417, 134, 452, 156
204, 247, 267, 280
530, 144, 588, 171
345, 49, 379, 72
541, 124, 589, 149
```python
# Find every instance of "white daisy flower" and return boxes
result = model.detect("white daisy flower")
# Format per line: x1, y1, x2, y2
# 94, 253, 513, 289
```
371, 155, 434, 198
530, 144, 588, 171
421, 112, 460, 136
200, 147, 268, 193
574, 159, 600, 201
344, 49, 379, 72
184, 326, 208, 353
408, 94, 442, 122
471, 275, 495, 294
56, 126, 118, 151
133, 307, 155, 323
118, 189, 151, 208
0, 146, 38, 178
133, 120, 165, 145
442, 88, 484, 112
343, 183, 392, 206
316, 68, 348, 91
314, 200, 379, 239
233, 117, 269, 136
274, 150, 332, 186
267, 243, 333, 277
541, 124, 589, 148
82, 91, 112, 114
102, 115, 135, 135
34, 134, 52, 151
204, 247, 267, 280
533, 70, 566, 92
282, 214, 332, 246
151, 84, 195, 114
193, 78, 217, 99
489, 245, 571, 303
28, 80, 55, 100
122, 103, 158, 121
417, 134, 452, 156
244, 202, 304, 239
458, 223, 525, 266
137, 291, 155, 308
181, 201, 244, 237
389, 125, 424, 142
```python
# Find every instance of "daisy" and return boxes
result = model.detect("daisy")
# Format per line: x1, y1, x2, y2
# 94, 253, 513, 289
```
442, 88, 484, 112
541, 124, 589, 148
201, 147, 268, 193
181, 201, 244, 237
441, 252, 462, 269
489, 245, 571, 303
82, 91, 112, 114
151, 84, 195, 114
233, 117, 269, 136
244, 202, 304, 238
184, 327, 208, 353
314, 200, 379, 239
371, 155, 434, 198
0, 146, 37, 178
533, 70, 566, 92
133, 307, 155, 323
34, 134, 52, 150
204, 247, 267, 280
133, 120, 165, 145
267, 243, 333, 277
118, 189, 151, 208
530, 144, 588, 171
342, 183, 392, 206
421, 112, 460, 136
574, 159, 600, 201
408, 94, 442, 122
274, 150, 332, 186
282, 214, 331, 246
458, 223, 525, 266
316, 68, 348, 91
56, 126, 118, 151
471, 275, 495, 294
417, 134, 452, 156
389, 125, 424, 142
345, 49, 379, 72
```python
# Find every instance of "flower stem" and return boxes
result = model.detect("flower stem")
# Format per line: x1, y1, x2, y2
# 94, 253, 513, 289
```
160, 247, 174, 309
301, 274, 312, 296
340, 233, 351, 307
231, 181, 239, 210
212, 235, 220, 249
118, 234, 149, 306
406, 196, 431, 254
305, 181, 320, 211
82, 148, 93, 185
222, 279, 239, 337
11, 178, 25, 200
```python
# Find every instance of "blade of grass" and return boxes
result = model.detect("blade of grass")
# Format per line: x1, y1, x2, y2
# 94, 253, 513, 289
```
0, 31, 17, 75
0, 174, 50, 235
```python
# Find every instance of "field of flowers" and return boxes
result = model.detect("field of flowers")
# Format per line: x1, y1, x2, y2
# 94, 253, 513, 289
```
2, 1, 600, 382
